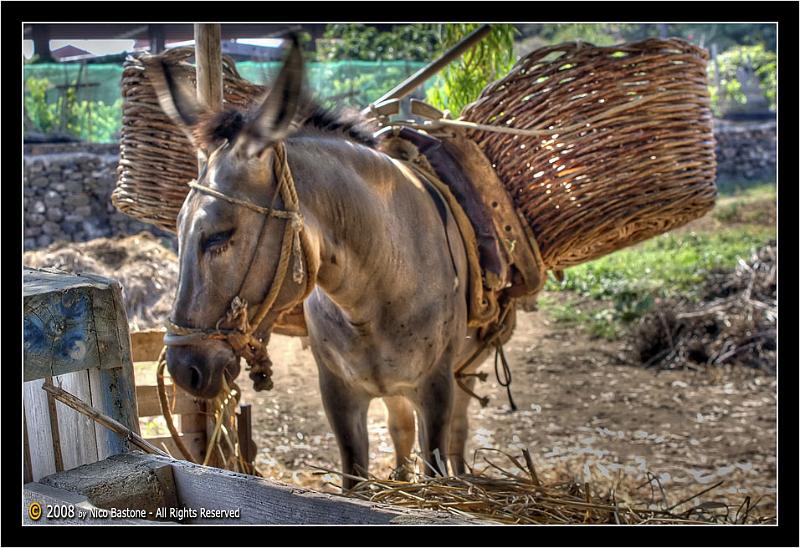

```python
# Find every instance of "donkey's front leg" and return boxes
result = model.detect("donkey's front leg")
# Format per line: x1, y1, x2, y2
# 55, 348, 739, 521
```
384, 396, 416, 481
412, 365, 454, 477
317, 365, 371, 490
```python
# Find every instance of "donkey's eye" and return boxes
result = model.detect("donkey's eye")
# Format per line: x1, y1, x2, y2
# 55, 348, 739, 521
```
202, 228, 235, 253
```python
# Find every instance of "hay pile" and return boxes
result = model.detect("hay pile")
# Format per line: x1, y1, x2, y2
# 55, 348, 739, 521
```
23, 233, 178, 330
326, 449, 771, 524
629, 242, 776, 373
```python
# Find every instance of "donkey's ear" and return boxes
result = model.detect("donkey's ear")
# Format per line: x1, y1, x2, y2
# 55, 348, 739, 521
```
145, 57, 206, 149
237, 34, 305, 158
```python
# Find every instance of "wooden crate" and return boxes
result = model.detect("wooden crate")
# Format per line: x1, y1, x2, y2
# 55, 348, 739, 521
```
23, 268, 139, 482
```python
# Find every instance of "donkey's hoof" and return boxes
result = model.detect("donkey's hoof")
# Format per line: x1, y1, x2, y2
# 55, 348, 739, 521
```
390, 462, 415, 482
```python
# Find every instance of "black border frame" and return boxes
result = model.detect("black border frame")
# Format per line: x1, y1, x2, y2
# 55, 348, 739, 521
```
4, 2, 797, 546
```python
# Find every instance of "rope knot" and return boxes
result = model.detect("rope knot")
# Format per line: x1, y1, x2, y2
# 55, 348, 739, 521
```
290, 213, 305, 284
224, 296, 250, 333
227, 332, 251, 353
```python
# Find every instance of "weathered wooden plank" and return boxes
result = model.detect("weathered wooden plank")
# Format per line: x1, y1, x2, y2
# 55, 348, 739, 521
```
23, 379, 57, 481
135, 383, 203, 417
128, 454, 480, 524
45, 381, 167, 458
23, 268, 128, 381
24, 413, 33, 484
107, 281, 139, 433
179, 413, 207, 434
44, 377, 64, 473
24, 482, 165, 525
87, 278, 141, 458
23, 483, 116, 525
87, 281, 125, 371
178, 413, 208, 462
88, 368, 116, 461
146, 433, 206, 461
194, 24, 223, 116
39, 453, 179, 515
53, 370, 99, 470
237, 404, 256, 466
29, 453, 483, 525
89, 367, 141, 458
130, 329, 166, 362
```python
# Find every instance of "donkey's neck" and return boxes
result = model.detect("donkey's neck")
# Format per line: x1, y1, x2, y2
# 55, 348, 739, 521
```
286, 136, 448, 323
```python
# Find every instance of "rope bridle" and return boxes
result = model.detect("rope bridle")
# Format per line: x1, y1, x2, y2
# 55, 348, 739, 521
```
163, 141, 314, 391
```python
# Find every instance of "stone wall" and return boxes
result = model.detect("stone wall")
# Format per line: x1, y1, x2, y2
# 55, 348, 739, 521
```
24, 144, 174, 251
714, 119, 776, 183
23, 120, 777, 251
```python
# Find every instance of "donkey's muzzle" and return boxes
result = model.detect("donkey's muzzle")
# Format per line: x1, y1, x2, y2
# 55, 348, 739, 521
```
166, 342, 239, 399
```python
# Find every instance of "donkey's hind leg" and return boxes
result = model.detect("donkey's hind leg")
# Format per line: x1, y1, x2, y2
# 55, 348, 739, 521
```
448, 374, 476, 475
317, 365, 371, 490
412, 365, 454, 477
384, 396, 416, 481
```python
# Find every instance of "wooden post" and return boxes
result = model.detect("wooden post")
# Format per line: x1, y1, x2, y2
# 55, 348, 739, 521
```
193, 24, 227, 466
194, 23, 223, 167
149, 24, 166, 53
24, 268, 140, 480
32, 24, 54, 62
237, 404, 256, 471
711, 43, 722, 106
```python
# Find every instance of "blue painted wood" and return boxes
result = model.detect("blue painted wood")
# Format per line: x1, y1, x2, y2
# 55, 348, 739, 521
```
89, 368, 129, 457
23, 267, 140, 465
23, 268, 125, 381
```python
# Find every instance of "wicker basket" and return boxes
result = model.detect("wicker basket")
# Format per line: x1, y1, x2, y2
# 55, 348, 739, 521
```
461, 38, 717, 270
113, 47, 267, 233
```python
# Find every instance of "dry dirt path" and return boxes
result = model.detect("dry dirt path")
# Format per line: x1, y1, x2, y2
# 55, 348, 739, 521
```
240, 299, 776, 516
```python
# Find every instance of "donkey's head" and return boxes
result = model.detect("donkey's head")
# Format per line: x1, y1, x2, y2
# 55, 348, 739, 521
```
151, 38, 308, 398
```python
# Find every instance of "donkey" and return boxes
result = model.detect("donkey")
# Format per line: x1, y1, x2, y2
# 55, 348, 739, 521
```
154, 38, 503, 489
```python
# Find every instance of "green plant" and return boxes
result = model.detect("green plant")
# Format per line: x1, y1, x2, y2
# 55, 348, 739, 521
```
708, 44, 776, 115
316, 24, 440, 62
542, 224, 775, 339
24, 78, 122, 143
24, 75, 122, 142
24, 77, 58, 134
425, 24, 517, 117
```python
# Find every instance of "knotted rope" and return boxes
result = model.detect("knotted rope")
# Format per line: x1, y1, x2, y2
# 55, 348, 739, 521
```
157, 347, 259, 474
163, 141, 315, 392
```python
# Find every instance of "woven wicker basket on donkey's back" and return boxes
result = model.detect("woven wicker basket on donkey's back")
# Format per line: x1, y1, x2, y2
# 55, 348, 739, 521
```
462, 38, 717, 270
114, 39, 716, 270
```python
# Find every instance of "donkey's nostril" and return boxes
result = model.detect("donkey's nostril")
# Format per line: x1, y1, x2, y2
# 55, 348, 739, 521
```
188, 365, 203, 391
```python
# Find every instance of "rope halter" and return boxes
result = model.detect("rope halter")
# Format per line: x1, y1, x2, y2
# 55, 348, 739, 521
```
164, 141, 314, 392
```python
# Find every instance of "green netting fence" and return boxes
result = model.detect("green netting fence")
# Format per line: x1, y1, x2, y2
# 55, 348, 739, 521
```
24, 60, 429, 143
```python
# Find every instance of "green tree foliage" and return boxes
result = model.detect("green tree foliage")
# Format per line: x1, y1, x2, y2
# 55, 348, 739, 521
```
662, 23, 776, 51
517, 23, 776, 51
425, 24, 517, 117
24, 77, 58, 134
708, 44, 776, 114
316, 24, 440, 62
315, 23, 517, 117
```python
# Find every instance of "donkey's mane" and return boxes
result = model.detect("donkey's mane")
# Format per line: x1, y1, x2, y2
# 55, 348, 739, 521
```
194, 101, 377, 150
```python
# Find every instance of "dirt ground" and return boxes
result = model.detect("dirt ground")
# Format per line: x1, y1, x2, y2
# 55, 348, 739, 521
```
24, 235, 777, 519
241, 297, 776, 517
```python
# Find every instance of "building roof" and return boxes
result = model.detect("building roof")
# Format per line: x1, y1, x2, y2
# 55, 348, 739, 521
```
51, 44, 92, 60
24, 24, 322, 41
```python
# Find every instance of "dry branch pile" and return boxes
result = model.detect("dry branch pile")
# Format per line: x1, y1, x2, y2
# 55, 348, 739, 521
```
23, 233, 178, 331
629, 242, 776, 373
